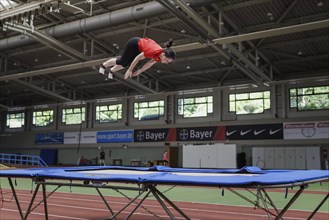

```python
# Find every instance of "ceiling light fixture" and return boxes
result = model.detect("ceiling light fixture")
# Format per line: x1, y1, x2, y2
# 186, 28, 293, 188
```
113, 43, 119, 49
267, 12, 274, 21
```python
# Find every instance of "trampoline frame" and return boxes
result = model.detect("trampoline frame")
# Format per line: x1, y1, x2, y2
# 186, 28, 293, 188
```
4, 175, 329, 220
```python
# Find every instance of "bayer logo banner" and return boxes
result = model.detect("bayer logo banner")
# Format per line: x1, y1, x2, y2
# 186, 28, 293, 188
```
225, 123, 283, 140
176, 126, 224, 141
134, 127, 225, 142
134, 128, 173, 142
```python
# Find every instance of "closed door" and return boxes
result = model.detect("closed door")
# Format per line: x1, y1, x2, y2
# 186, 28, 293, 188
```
218, 144, 237, 169
168, 147, 179, 168
274, 147, 285, 169
295, 147, 306, 170
306, 147, 321, 170
183, 144, 199, 168
200, 145, 218, 168
264, 148, 275, 169
284, 147, 296, 169
252, 147, 265, 168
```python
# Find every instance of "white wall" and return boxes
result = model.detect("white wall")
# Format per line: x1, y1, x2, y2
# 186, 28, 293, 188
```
252, 146, 321, 170
183, 143, 236, 168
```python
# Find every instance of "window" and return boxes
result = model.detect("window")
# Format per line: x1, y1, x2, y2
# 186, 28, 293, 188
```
290, 85, 329, 111
6, 112, 25, 128
134, 100, 164, 120
33, 110, 54, 127
62, 107, 85, 125
96, 104, 122, 123
229, 91, 270, 114
178, 96, 213, 118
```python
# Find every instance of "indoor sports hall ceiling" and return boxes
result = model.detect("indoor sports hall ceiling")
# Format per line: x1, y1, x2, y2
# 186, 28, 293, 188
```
0, 0, 328, 108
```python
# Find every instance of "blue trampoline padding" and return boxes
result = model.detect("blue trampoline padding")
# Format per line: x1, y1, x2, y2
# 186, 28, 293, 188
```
0, 166, 328, 187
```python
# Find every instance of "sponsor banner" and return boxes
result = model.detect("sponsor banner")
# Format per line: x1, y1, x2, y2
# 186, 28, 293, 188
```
226, 124, 283, 140
176, 126, 225, 141
64, 131, 97, 144
97, 130, 134, 143
134, 128, 169, 142
35, 132, 64, 145
284, 121, 329, 139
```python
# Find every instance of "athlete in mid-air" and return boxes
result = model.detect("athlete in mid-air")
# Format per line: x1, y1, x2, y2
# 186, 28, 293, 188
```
99, 37, 176, 79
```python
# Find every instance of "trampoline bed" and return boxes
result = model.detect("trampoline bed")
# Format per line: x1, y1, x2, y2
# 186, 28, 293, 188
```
1, 166, 328, 220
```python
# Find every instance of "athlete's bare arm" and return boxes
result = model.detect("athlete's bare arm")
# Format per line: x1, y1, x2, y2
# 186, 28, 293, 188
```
132, 60, 157, 77
125, 53, 145, 79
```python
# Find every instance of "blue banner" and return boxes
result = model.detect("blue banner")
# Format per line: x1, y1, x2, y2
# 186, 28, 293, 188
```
97, 130, 134, 143
35, 133, 64, 145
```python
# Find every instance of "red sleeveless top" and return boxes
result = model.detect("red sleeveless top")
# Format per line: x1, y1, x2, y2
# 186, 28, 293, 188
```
138, 38, 163, 62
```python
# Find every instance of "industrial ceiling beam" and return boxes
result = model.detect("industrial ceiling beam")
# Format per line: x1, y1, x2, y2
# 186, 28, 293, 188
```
255, 0, 299, 48
0, 0, 218, 51
0, 57, 157, 94
0, 0, 55, 20
1, 15, 328, 83
6, 24, 88, 61
4, 23, 158, 95
214, 19, 329, 45
159, 0, 267, 84
0, 58, 108, 82
12, 79, 72, 102
0, 103, 9, 109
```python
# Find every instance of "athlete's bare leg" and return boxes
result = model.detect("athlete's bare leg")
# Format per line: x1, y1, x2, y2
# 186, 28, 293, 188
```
110, 65, 124, 73
99, 58, 123, 79
103, 58, 117, 67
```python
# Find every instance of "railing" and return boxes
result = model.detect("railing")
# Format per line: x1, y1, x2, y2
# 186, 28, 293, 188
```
0, 153, 48, 167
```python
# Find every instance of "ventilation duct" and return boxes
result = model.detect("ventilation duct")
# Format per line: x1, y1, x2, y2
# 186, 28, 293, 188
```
0, 0, 218, 51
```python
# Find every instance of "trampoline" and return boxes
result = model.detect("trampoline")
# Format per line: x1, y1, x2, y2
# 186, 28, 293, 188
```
0, 166, 328, 220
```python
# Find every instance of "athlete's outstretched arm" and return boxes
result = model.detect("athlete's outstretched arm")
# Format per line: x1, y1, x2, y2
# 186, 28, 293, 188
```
125, 53, 145, 79
133, 60, 156, 77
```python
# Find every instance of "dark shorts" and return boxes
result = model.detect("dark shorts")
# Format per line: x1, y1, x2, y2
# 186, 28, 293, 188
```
116, 37, 141, 67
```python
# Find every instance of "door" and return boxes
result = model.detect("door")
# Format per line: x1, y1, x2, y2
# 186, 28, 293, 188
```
168, 147, 179, 168
252, 147, 265, 168
295, 147, 306, 170
264, 148, 275, 169
218, 144, 237, 168
200, 145, 218, 168
284, 147, 296, 169
306, 147, 321, 169
274, 147, 285, 169
182, 144, 199, 168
